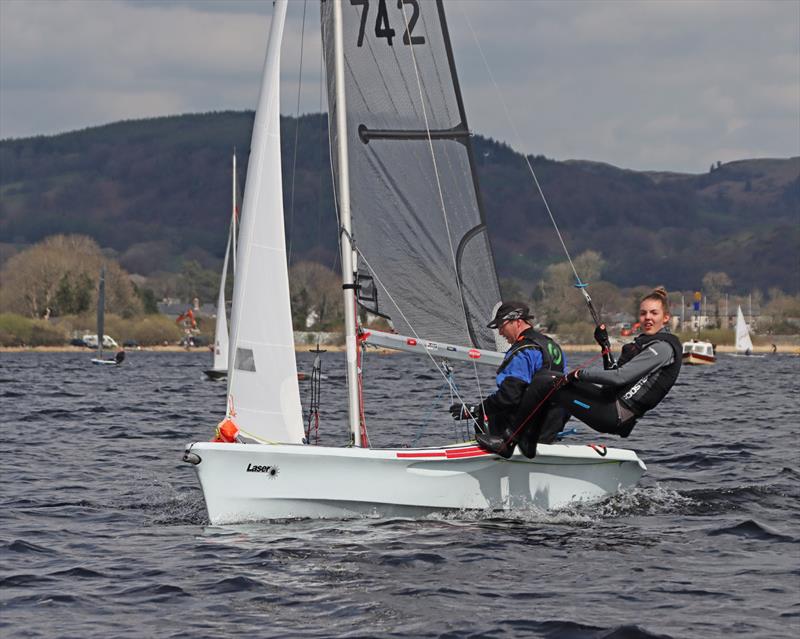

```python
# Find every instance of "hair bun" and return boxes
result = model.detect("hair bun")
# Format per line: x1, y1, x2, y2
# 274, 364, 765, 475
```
640, 286, 670, 313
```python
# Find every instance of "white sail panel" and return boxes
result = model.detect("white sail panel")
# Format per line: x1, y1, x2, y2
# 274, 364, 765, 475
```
735, 306, 753, 354
227, 0, 304, 444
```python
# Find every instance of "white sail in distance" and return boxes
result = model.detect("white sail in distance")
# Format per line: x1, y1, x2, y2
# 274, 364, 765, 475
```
212, 230, 231, 371
735, 305, 754, 354
226, 0, 304, 444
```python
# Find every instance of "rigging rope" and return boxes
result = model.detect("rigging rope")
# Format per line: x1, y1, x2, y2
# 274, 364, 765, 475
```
500, 350, 606, 450
324, 5, 492, 428
459, 7, 613, 358
399, 2, 473, 345
355, 246, 482, 424
287, 0, 308, 265
411, 362, 453, 447
305, 344, 324, 445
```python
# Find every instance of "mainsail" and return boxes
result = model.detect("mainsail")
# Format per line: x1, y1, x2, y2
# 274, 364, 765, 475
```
322, 0, 501, 349
226, 0, 304, 444
735, 305, 753, 354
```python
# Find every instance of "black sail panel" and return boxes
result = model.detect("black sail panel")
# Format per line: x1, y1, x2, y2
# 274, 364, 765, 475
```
323, 0, 501, 349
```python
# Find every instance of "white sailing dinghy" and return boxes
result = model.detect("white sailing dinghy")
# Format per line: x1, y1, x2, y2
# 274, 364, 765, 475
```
183, 0, 645, 524
90, 266, 123, 366
204, 152, 238, 381
730, 305, 763, 358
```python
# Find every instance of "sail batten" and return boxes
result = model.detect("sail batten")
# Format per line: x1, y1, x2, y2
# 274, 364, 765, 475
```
322, 0, 501, 350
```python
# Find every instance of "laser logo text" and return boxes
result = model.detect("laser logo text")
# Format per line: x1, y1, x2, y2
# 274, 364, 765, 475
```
246, 463, 279, 478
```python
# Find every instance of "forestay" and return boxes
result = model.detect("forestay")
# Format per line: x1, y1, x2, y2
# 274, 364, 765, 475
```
321, 0, 501, 350
226, 0, 304, 444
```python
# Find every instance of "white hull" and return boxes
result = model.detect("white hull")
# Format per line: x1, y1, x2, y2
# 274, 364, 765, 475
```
184, 441, 646, 524
728, 353, 765, 359
91, 358, 118, 366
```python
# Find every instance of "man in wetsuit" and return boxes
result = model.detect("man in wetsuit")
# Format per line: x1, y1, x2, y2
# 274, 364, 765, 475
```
449, 302, 567, 459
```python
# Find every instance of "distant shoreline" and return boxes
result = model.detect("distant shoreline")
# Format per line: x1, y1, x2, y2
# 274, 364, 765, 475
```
2, 343, 797, 354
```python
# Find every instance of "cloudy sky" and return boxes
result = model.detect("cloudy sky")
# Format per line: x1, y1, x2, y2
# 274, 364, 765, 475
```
1, 0, 797, 173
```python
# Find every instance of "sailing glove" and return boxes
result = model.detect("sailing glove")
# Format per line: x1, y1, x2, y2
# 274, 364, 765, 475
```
449, 402, 484, 422
594, 324, 609, 347
565, 369, 581, 384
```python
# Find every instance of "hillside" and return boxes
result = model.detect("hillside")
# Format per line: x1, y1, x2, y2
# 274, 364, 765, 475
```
1, 111, 798, 293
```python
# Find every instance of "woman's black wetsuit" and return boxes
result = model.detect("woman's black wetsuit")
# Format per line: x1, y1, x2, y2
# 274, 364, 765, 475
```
515, 329, 682, 438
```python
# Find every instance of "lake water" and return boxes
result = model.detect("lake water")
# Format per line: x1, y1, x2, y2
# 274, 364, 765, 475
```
1, 349, 798, 638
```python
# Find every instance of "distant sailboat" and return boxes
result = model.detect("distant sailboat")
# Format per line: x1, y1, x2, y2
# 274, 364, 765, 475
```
90, 266, 123, 366
203, 152, 238, 381
730, 305, 764, 358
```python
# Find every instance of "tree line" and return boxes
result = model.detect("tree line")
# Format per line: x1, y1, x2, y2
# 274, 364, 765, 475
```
2, 234, 797, 348
1, 112, 798, 297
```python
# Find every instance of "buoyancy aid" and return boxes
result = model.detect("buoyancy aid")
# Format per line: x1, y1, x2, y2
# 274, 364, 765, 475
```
501, 329, 568, 449
496, 328, 566, 377
616, 331, 682, 416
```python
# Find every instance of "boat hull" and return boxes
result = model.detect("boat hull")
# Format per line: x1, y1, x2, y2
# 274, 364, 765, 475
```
91, 358, 119, 366
183, 441, 646, 524
682, 352, 716, 365
203, 368, 227, 380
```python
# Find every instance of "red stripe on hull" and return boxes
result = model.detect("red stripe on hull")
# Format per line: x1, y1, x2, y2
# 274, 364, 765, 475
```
396, 445, 488, 459
396, 451, 447, 458
445, 449, 490, 459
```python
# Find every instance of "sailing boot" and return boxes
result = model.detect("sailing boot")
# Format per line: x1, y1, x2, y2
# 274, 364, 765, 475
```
516, 425, 539, 459
476, 429, 517, 459
617, 418, 637, 438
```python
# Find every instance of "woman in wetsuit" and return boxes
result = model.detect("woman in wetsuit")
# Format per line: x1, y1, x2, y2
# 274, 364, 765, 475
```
554, 286, 682, 437
480, 287, 682, 455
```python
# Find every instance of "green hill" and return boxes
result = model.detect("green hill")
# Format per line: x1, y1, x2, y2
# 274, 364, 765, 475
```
1, 111, 797, 292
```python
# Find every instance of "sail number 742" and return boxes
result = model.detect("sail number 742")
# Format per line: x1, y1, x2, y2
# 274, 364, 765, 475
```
350, 0, 426, 47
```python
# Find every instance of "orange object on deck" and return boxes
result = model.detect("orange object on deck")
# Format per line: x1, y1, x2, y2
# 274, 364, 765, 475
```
212, 417, 240, 443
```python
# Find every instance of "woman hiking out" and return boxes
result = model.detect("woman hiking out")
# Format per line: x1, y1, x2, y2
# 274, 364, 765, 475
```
477, 287, 682, 457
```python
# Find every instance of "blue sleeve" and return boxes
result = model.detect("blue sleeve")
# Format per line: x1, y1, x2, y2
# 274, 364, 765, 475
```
496, 348, 543, 387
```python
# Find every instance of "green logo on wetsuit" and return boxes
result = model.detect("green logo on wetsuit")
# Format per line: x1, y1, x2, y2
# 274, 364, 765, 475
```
547, 342, 562, 366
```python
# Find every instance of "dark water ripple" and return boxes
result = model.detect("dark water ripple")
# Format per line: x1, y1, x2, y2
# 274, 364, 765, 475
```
0, 350, 798, 638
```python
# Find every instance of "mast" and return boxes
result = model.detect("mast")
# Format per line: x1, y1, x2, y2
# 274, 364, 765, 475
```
232, 149, 237, 274
681, 294, 685, 330
97, 265, 105, 359
725, 293, 729, 329
332, 0, 363, 446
